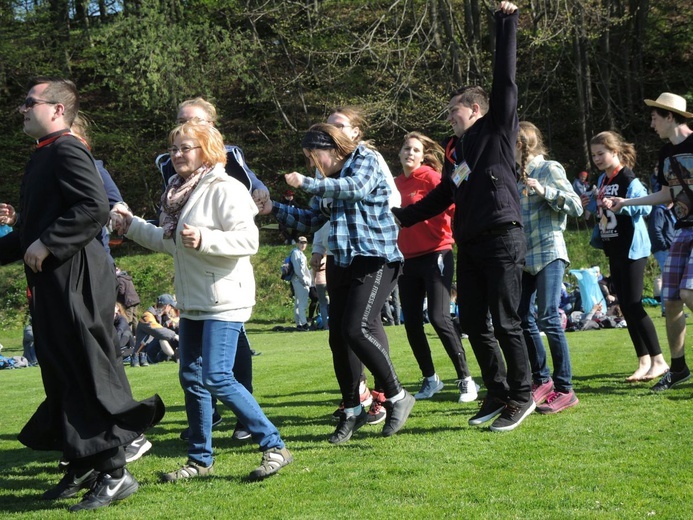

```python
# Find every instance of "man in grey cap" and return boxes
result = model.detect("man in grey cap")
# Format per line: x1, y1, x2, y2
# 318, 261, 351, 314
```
607, 92, 693, 392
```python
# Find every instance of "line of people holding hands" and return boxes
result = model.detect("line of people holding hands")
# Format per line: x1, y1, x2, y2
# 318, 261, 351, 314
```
2, 0, 693, 513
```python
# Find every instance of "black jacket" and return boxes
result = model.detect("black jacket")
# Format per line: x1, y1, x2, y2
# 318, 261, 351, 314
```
0, 131, 164, 459
393, 10, 521, 243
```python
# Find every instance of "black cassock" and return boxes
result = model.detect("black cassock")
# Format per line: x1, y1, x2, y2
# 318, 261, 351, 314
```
0, 131, 165, 460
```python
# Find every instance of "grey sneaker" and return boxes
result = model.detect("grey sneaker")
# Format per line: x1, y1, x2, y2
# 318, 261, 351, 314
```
161, 460, 214, 483
414, 375, 444, 400
232, 422, 252, 441
382, 390, 415, 437
329, 407, 368, 444
248, 447, 293, 481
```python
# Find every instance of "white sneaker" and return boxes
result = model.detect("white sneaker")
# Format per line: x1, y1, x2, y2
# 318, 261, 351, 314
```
414, 375, 444, 399
456, 376, 480, 403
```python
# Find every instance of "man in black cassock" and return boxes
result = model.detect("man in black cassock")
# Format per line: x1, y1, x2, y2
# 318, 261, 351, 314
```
0, 77, 165, 512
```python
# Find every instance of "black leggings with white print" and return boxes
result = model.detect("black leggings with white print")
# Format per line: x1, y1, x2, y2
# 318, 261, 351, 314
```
326, 256, 403, 409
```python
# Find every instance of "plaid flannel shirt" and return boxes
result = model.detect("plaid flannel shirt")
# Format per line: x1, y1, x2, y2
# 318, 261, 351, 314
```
273, 144, 403, 268
519, 155, 583, 275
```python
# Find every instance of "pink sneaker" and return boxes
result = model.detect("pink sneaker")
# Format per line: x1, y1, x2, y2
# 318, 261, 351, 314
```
536, 390, 579, 414
531, 379, 554, 405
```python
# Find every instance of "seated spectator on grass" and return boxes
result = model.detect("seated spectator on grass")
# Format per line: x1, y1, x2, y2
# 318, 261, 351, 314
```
133, 294, 179, 366
567, 302, 626, 331
116, 266, 141, 334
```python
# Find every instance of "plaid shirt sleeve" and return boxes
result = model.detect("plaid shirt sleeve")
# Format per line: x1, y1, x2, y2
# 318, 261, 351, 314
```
273, 201, 328, 234
301, 149, 381, 201
298, 146, 402, 267
538, 161, 584, 218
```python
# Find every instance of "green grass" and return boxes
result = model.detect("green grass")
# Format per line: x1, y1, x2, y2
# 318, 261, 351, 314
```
1, 312, 692, 519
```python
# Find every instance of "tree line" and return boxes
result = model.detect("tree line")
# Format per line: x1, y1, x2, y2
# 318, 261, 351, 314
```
1, 0, 691, 222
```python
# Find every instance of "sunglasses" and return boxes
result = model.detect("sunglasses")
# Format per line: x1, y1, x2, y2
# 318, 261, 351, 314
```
19, 97, 58, 109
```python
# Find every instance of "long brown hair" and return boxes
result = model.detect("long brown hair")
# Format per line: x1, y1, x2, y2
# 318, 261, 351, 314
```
402, 131, 444, 173
590, 131, 637, 169
302, 123, 358, 177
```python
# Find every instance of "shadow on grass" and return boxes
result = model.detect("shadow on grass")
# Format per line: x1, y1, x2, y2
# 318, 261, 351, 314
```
570, 372, 693, 398
0, 492, 70, 515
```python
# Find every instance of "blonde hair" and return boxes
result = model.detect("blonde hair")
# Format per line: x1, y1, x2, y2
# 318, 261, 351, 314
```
178, 97, 218, 124
517, 121, 549, 185
402, 131, 444, 173
70, 113, 93, 148
169, 122, 227, 166
303, 123, 358, 177
590, 131, 637, 169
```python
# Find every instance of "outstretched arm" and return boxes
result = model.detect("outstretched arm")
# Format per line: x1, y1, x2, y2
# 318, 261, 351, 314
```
605, 189, 671, 212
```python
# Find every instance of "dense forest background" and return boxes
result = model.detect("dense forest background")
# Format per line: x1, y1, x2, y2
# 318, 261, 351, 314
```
1, 0, 692, 224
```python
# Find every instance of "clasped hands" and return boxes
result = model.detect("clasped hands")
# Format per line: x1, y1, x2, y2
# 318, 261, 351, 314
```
109, 203, 202, 250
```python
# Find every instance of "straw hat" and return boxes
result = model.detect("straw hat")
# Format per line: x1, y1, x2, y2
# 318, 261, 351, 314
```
644, 92, 693, 118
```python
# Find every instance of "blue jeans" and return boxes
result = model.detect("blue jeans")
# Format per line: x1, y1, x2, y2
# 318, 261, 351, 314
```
519, 259, 573, 392
179, 318, 283, 467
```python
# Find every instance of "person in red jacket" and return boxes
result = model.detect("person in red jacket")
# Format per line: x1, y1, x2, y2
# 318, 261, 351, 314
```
395, 132, 478, 403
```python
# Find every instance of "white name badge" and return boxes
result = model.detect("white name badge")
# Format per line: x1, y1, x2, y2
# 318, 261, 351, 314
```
452, 161, 471, 187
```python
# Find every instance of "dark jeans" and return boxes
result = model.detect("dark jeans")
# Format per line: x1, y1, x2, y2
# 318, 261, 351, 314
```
327, 256, 403, 408
457, 227, 531, 403
608, 255, 662, 358
399, 249, 470, 379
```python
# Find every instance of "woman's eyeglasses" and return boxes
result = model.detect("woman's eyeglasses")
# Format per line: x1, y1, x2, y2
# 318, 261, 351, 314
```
168, 146, 201, 156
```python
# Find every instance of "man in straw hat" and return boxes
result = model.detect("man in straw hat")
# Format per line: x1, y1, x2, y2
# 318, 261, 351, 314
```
606, 92, 693, 392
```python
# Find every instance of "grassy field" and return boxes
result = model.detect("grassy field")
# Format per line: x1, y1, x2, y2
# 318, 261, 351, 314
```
1, 311, 692, 519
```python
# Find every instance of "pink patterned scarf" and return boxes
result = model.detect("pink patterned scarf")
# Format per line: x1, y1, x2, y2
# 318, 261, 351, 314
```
160, 163, 212, 239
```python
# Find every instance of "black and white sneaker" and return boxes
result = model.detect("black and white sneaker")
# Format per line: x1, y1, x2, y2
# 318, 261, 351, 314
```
124, 434, 152, 463
651, 368, 691, 392
69, 469, 139, 512
489, 399, 536, 432
42, 469, 98, 500
468, 396, 506, 426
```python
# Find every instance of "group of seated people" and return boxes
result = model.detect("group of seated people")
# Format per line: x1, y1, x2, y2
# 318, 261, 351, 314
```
117, 293, 180, 367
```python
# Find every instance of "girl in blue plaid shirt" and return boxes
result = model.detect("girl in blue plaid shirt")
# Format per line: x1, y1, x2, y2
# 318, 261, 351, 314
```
262, 124, 415, 444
